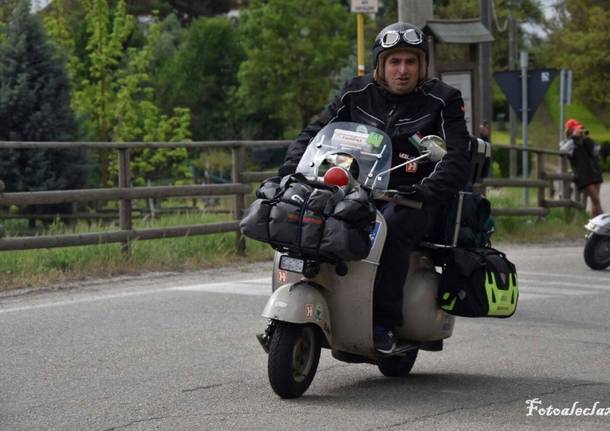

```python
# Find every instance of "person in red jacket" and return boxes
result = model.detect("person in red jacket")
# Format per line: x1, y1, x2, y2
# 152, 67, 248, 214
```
562, 118, 604, 217
278, 23, 471, 353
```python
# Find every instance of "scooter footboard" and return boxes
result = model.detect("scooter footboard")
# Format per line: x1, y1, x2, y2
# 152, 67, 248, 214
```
262, 282, 332, 345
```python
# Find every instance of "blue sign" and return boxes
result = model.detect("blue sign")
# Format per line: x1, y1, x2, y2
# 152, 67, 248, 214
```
493, 69, 558, 124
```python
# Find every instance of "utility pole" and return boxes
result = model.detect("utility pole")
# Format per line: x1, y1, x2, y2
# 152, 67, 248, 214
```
508, 14, 518, 177
521, 51, 529, 206
479, 0, 493, 142
357, 13, 365, 76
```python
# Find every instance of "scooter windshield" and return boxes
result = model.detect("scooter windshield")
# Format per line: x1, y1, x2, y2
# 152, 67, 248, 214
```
295, 122, 392, 190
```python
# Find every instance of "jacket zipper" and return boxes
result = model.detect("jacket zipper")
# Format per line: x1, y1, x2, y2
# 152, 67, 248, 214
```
386, 105, 396, 134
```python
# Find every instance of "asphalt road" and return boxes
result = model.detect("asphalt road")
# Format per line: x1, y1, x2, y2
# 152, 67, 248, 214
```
1, 243, 609, 431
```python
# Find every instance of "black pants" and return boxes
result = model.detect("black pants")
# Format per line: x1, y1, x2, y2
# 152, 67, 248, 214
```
373, 201, 438, 328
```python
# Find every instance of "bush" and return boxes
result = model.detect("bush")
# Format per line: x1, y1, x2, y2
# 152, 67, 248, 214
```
492, 146, 532, 177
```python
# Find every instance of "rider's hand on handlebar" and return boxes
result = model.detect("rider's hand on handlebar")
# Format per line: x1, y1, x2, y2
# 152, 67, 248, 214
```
395, 185, 426, 202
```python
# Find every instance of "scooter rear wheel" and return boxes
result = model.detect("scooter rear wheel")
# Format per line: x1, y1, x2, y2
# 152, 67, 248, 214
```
584, 233, 610, 270
377, 349, 418, 377
268, 322, 321, 398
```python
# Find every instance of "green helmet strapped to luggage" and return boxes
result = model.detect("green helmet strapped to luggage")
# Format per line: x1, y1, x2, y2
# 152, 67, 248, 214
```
437, 247, 519, 318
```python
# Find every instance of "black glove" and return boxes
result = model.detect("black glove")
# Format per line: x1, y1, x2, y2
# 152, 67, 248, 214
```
278, 164, 296, 177
263, 175, 281, 185
395, 184, 427, 202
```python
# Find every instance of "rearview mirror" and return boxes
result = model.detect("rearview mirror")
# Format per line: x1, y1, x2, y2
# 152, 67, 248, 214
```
418, 135, 447, 162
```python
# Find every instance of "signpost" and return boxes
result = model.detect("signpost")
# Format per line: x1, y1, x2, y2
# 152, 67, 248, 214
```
521, 51, 529, 205
559, 69, 573, 146
494, 56, 559, 206
351, 0, 378, 76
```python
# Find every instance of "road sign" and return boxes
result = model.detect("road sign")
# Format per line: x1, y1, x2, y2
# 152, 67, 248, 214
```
494, 69, 558, 124
560, 69, 572, 105
351, 0, 379, 13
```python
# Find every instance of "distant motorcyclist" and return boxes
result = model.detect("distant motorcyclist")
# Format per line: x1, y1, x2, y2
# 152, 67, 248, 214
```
278, 22, 471, 353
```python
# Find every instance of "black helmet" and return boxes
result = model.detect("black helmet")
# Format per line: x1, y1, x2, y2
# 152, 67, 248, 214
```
372, 22, 428, 77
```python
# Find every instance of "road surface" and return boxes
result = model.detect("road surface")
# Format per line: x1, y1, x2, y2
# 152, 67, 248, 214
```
1, 243, 609, 430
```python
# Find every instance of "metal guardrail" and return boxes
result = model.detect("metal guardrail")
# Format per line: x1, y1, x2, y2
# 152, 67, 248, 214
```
0, 140, 585, 253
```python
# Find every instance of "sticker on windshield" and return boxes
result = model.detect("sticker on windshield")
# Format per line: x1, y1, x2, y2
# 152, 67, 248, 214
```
331, 129, 372, 152
367, 132, 383, 148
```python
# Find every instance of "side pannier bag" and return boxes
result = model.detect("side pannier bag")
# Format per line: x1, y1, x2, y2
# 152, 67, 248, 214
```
437, 247, 519, 318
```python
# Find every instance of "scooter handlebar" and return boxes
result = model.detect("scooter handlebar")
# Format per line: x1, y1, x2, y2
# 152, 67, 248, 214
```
373, 190, 423, 209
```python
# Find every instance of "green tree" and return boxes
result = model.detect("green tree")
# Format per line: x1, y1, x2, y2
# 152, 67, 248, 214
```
124, 0, 232, 25
542, 0, 609, 113
434, 0, 545, 70
0, 0, 87, 218
44, 0, 192, 186
0, 0, 21, 43
155, 16, 244, 140
237, 0, 353, 139
0, 0, 86, 191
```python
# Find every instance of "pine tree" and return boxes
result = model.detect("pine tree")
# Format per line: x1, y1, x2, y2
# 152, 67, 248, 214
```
0, 0, 87, 218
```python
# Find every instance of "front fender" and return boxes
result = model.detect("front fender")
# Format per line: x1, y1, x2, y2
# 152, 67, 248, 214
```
262, 281, 332, 345
585, 214, 610, 236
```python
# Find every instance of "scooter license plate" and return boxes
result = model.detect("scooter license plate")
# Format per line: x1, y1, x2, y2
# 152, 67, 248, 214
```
279, 255, 304, 273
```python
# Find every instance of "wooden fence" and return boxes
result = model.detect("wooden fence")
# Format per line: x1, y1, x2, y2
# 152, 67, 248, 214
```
0, 140, 584, 253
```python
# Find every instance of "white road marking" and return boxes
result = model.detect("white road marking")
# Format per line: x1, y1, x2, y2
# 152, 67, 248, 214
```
0, 287, 176, 314
173, 279, 271, 296
0, 278, 272, 314
519, 278, 610, 291
519, 270, 610, 283
1, 270, 608, 314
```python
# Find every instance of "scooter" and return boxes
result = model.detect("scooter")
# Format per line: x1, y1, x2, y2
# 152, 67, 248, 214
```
255, 122, 484, 398
584, 213, 610, 270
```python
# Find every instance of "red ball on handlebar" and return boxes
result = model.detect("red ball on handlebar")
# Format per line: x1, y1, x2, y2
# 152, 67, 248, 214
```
323, 166, 350, 187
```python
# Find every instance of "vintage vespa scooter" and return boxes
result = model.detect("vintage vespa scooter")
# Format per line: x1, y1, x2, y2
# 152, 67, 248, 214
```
255, 122, 461, 399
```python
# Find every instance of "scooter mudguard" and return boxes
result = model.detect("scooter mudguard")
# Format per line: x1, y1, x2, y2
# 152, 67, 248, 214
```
262, 281, 332, 345
585, 213, 610, 236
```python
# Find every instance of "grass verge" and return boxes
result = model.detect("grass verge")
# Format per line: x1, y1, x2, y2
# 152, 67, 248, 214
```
486, 187, 589, 243
0, 212, 274, 291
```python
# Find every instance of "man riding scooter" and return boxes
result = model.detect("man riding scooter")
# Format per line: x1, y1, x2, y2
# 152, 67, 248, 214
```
278, 22, 472, 353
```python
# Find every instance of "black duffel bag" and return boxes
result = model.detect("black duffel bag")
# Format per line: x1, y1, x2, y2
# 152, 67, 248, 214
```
437, 247, 519, 318
436, 192, 495, 248
240, 174, 376, 262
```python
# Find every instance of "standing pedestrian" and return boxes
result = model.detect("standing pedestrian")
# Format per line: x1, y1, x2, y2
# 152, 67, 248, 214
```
561, 118, 604, 216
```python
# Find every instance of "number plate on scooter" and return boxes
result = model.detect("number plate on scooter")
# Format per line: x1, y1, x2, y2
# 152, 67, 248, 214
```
279, 256, 304, 273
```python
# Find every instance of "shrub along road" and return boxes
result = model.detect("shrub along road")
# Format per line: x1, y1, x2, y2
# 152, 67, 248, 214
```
1, 242, 609, 430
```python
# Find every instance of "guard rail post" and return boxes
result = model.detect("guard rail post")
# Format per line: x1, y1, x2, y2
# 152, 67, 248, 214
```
0, 180, 4, 239
560, 154, 572, 221
536, 151, 545, 217
118, 147, 132, 254
232, 144, 246, 255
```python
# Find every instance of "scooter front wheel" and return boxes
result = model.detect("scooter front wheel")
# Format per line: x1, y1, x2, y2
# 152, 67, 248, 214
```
268, 322, 321, 398
584, 233, 610, 270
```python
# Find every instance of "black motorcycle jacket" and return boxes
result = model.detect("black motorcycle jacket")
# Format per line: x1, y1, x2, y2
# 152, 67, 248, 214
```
278, 75, 471, 203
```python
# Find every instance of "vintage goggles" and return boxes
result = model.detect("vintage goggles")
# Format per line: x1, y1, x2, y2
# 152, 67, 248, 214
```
380, 29, 423, 48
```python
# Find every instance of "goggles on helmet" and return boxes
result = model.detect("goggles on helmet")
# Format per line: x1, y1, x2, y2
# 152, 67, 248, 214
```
379, 29, 423, 48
